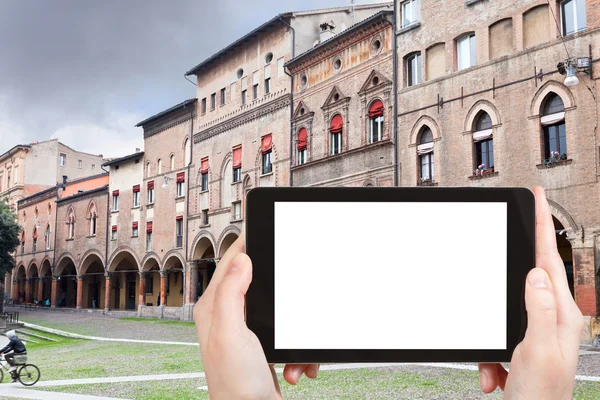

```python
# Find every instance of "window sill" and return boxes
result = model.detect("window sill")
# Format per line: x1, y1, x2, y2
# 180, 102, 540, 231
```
86, 235, 97, 239
231, 218, 243, 223
536, 159, 573, 169
200, 223, 211, 228
468, 171, 499, 180
111, 239, 117, 242
260, 172, 273, 178
200, 190, 209, 194
232, 181, 241, 186
397, 21, 421, 35
111, 210, 119, 214
146, 203, 154, 208
418, 182, 438, 187
66, 238, 74, 242
175, 196, 186, 200
132, 206, 140, 210
466, 0, 485, 5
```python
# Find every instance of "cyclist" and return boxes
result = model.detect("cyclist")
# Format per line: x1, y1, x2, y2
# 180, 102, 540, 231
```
0, 330, 27, 383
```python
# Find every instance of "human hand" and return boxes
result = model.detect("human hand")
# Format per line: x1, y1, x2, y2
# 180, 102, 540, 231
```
478, 186, 583, 399
194, 234, 319, 399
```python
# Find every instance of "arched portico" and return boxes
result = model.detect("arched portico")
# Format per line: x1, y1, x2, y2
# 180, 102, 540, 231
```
162, 253, 185, 307
14, 264, 26, 304
140, 255, 161, 307
79, 252, 105, 309
39, 260, 52, 305
189, 235, 217, 303
107, 249, 140, 311
55, 255, 77, 308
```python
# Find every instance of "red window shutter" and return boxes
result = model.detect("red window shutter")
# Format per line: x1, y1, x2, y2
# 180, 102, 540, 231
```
112, 190, 119, 196
176, 172, 185, 183
132, 222, 139, 229
147, 181, 154, 190
232, 146, 242, 169
330, 115, 343, 133
297, 128, 308, 151
261, 134, 272, 154
176, 215, 184, 221
368, 100, 384, 118
133, 184, 141, 193
146, 222, 153, 233
112, 225, 118, 232
201, 158, 209, 173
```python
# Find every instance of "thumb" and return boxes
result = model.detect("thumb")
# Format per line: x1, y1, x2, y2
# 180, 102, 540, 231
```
212, 253, 253, 331
523, 267, 558, 347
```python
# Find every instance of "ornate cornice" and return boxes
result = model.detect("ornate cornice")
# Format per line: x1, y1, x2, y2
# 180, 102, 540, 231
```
143, 107, 196, 139
194, 94, 290, 144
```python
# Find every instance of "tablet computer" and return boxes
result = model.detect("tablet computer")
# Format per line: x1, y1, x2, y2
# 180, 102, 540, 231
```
245, 187, 534, 363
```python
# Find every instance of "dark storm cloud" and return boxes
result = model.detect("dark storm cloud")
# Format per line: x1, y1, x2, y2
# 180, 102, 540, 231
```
0, 0, 382, 156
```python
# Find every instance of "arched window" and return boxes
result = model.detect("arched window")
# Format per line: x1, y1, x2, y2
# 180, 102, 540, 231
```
330, 114, 343, 155
368, 100, 384, 144
541, 93, 567, 161
170, 155, 175, 171
67, 209, 75, 240
157, 159, 163, 175
44, 224, 51, 250
473, 112, 494, 174
20, 231, 25, 255
417, 127, 434, 184
297, 128, 308, 165
32, 227, 38, 252
184, 138, 191, 166
146, 162, 151, 178
87, 202, 97, 236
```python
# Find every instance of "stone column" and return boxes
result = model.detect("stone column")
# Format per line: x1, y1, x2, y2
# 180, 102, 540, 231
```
104, 273, 111, 311
572, 246, 597, 316
139, 272, 147, 307
51, 278, 58, 308
186, 262, 198, 304
25, 279, 31, 303
37, 277, 43, 303
76, 276, 83, 309
160, 270, 168, 307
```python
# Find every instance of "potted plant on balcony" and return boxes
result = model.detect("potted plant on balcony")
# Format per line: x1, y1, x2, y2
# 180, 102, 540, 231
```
543, 151, 567, 167
419, 177, 434, 186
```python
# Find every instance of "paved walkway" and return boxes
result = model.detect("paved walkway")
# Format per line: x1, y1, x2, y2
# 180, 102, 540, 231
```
1, 362, 599, 399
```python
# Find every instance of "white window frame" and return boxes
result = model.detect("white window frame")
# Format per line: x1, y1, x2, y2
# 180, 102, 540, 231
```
113, 195, 119, 211
146, 232, 152, 252
406, 53, 422, 87
232, 201, 242, 221
176, 181, 185, 197
111, 230, 117, 241
60, 153, 66, 167
401, 0, 420, 28
262, 151, 273, 175
77, 159, 82, 169
297, 149, 307, 165
330, 132, 343, 155
13, 166, 19, 185
457, 34, 476, 70
369, 115, 385, 144
148, 188, 155, 204
233, 167, 241, 183
133, 191, 140, 208
132, 226, 139, 238
561, 0, 586, 35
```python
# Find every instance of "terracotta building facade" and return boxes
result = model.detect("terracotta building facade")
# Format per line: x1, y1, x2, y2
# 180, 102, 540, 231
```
394, 0, 600, 340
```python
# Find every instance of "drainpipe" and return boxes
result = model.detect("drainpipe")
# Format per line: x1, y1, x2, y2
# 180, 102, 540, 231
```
184, 106, 194, 307
392, 3, 399, 187
279, 16, 296, 187
101, 165, 110, 275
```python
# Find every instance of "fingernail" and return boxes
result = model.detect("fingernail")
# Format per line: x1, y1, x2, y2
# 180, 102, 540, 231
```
307, 364, 319, 378
480, 370, 488, 391
528, 268, 548, 288
228, 255, 245, 274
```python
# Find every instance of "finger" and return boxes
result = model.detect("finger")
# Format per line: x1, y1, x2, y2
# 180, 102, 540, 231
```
523, 268, 558, 348
205, 233, 246, 296
305, 364, 320, 379
533, 187, 571, 303
283, 364, 308, 385
212, 253, 252, 332
478, 363, 499, 394
496, 364, 508, 391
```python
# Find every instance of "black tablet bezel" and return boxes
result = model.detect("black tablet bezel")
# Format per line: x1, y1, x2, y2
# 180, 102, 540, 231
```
245, 187, 534, 363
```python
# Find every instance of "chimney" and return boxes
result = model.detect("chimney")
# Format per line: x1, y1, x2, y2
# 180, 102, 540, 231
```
319, 20, 336, 43
135, 148, 140, 153
62, 176, 68, 185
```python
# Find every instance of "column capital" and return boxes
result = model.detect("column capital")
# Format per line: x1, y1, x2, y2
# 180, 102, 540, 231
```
104, 272, 112, 279
52, 276, 59, 282
159, 270, 168, 278
140, 271, 148, 278
76, 275, 83, 281
38, 277, 43, 282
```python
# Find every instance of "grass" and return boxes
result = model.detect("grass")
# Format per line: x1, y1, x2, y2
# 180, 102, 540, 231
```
118, 317, 196, 327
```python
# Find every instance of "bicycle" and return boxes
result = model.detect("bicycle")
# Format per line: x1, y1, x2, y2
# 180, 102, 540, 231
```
0, 354, 40, 386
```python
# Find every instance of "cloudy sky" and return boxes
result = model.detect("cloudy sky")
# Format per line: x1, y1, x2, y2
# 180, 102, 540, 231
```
0, 0, 385, 158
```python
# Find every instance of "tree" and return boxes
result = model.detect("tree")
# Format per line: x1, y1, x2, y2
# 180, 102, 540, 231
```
0, 197, 20, 314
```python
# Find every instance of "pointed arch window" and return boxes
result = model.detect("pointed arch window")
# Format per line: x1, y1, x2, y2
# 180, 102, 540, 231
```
44, 224, 51, 250
417, 127, 434, 184
473, 112, 494, 173
541, 93, 567, 162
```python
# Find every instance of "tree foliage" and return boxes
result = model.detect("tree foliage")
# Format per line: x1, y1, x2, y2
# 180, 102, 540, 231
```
0, 197, 20, 277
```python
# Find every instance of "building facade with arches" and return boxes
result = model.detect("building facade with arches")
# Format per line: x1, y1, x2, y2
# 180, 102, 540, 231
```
396, 0, 600, 340
286, 11, 396, 188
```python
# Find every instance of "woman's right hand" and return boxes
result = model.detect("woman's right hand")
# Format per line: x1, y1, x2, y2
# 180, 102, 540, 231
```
478, 186, 584, 399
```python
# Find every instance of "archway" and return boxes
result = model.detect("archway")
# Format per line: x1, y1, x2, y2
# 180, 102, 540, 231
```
553, 216, 574, 297
108, 251, 140, 310
141, 257, 161, 307
56, 256, 77, 308
28, 264, 39, 304
15, 265, 26, 305
39, 260, 52, 305
80, 253, 105, 309
163, 255, 185, 307
191, 237, 216, 301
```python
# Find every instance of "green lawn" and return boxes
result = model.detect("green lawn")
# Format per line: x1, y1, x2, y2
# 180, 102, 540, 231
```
118, 317, 196, 327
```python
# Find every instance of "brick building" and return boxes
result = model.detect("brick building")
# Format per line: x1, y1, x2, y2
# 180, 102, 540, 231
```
286, 11, 395, 187
12, 173, 109, 307
394, 0, 600, 339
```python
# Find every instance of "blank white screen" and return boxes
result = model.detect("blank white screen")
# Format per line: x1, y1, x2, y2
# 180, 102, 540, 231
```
274, 202, 507, 350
